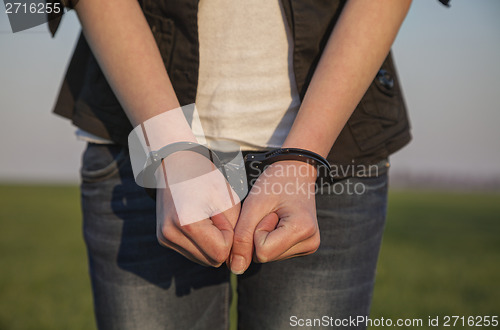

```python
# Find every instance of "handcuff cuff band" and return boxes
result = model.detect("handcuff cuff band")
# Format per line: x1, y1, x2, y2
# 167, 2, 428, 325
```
141, 144, 333, 200
244, 148, 333, 183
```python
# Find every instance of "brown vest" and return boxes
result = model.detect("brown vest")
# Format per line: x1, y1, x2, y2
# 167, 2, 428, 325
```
50, 0, 414, 166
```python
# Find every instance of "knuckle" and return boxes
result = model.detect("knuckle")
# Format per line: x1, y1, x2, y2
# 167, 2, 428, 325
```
156, 233, 171, 248
291, 214, 318, 241
312, 239, 321, 253
156, 234, 167, 247
210, 261, 224, 268
203, 241, 231, 267
233, 229, 254, 247
254, 247, 271, 263
180, 223, 196, 235
301, 223, 318, 240
210, 247, 230, 265
158, 223, 177, 244
287, 222, 310, 241
307, 234, 321, 254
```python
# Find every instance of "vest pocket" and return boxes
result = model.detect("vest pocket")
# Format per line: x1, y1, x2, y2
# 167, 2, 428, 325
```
347, 53, 407, 152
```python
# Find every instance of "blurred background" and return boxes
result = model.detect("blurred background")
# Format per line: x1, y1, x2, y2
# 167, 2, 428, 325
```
1, 1, 499, 329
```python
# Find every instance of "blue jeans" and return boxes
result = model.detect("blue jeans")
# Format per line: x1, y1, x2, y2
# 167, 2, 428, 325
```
80, 143, 389, 330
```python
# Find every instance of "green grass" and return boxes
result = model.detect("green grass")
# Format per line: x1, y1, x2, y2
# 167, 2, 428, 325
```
370, 191, 500, 326
0, 185, 93, 330
0, 185, 499, 329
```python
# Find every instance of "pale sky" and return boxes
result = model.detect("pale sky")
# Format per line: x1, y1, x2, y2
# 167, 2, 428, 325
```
0, 1, 499, 184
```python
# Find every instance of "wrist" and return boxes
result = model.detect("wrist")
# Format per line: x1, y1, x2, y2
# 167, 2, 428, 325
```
269, 160, 318, 183
162, 150, 216, 185
244, 147, 331, 184
282, 134, 332, 159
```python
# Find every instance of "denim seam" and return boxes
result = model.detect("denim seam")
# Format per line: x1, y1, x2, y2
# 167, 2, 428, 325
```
224, 277, 230, 330
80, 147, 128, 183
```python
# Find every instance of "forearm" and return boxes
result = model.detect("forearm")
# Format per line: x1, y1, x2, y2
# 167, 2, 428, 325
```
74, 0, 192, 141
283, 0, 412, 157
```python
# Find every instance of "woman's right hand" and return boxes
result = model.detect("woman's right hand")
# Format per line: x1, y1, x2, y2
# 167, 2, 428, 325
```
156, 151, 241, 267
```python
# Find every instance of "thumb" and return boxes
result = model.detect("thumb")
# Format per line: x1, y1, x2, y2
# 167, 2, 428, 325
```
229, 199, 270, 274
254, 209, 319, 262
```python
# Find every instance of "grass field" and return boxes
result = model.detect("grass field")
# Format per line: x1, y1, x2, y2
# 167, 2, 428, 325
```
0, 185, 499, 329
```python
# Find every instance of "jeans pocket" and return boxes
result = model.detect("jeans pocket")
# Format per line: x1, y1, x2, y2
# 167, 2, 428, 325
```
80, 143, 128, 183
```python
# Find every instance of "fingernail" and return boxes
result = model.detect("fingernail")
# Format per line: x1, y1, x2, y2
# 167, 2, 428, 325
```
230, 255, 246, 275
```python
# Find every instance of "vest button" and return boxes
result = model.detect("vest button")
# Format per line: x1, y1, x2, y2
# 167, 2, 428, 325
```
376, 69, 394, 90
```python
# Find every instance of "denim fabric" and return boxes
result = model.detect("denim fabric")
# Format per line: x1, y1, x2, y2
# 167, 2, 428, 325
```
80, 143, 388, 330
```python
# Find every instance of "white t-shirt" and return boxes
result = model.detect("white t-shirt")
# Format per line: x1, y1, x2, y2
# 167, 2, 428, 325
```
196, 0, 301, 150
78, 0, 300, 149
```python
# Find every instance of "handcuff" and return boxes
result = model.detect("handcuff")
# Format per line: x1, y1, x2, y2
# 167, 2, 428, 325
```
244, 148, 333, 184
139, 143, 333, 200
140, 142, 248, 200
137, 142, 221, 189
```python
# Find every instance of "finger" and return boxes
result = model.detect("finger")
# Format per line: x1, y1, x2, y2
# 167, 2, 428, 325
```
180, 212, 234, 265
266, 232, 320, 262
156, 189, 221, 265
253, 214, 318, 263
158, 233, 212, 266
253, 212, 280, 248
158, 219, 227, 266
209, 211, 236, 251
157, 187, 238, 266
230, 197, 272, 274
156, 178, 235, 266
252, 212, 279, 262
220, 202, 241, 229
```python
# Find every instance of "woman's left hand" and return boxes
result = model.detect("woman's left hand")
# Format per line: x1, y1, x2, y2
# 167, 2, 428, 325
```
228, 161, 320, 274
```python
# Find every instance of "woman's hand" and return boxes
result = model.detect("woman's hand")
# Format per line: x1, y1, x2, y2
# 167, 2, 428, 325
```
229, 161, 320, 274
156, 152, 241, 267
